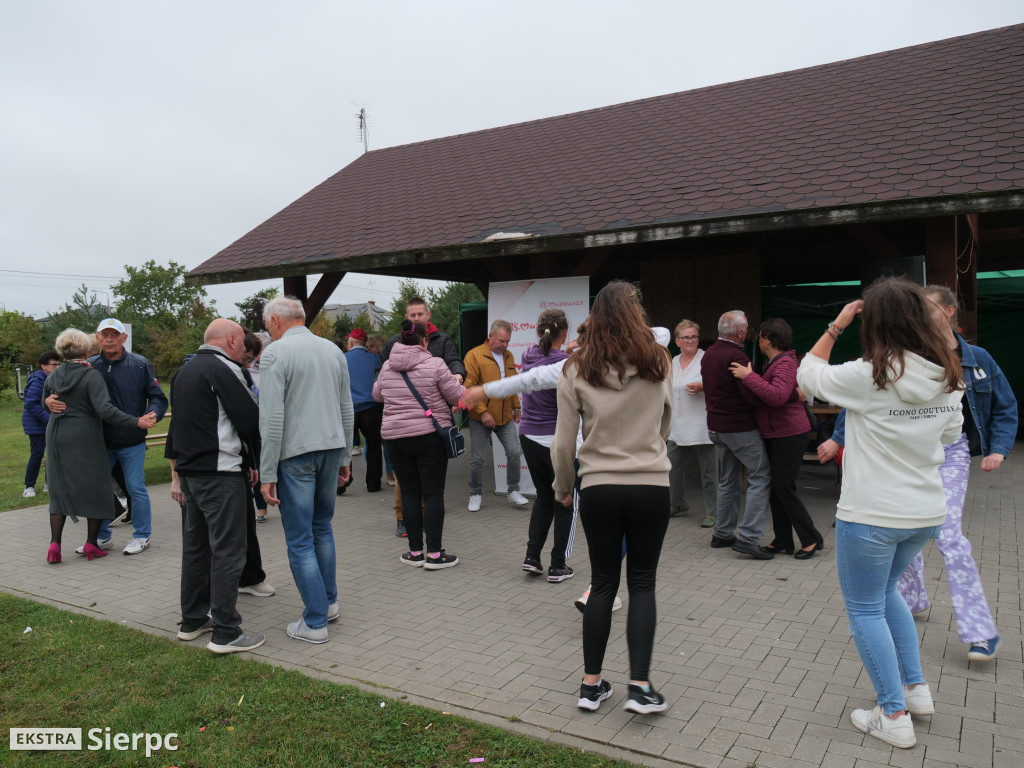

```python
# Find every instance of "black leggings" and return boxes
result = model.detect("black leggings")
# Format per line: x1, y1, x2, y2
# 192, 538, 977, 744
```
386, 433, 449, 553
764, 434, 823, 550
579, 484, 669, 680
520, 436, 573, 566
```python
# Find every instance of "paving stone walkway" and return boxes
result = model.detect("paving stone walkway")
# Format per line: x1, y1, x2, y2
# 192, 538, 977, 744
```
2, 447, 1021, 767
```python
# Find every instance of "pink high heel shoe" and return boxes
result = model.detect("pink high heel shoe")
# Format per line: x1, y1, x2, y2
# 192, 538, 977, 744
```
46, 542, 61, 564
82, 543, 107, 561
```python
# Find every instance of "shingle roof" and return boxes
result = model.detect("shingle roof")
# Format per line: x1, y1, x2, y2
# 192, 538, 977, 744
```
192, 24, 1024, 281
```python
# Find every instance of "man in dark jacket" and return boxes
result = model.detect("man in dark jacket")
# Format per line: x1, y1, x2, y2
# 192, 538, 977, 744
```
381, 296, 466, 382
165, 318, 264, 654
87, 318, 167, 554
22, 350, 60, 498
701, 310, 773, 560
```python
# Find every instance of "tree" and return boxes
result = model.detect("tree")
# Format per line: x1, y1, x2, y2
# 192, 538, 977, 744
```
309, 310, 335, 339
425, 282, 485, 351
110, 260, 217, 366
40, 284, 108, 348
234, 286, 278, 332
381, 279, 425, 338
332, 312, 354, 340
0, 310, 44, 398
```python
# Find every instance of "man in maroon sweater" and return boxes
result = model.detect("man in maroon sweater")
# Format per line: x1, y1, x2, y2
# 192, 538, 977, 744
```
700, 310, 773, 559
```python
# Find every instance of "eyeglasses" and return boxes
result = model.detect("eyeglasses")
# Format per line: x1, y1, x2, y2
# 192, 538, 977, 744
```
676, 335, 699, 342
43, 361, 60, 367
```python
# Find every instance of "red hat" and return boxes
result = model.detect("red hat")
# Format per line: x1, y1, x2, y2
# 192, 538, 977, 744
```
346, 328, 368, 342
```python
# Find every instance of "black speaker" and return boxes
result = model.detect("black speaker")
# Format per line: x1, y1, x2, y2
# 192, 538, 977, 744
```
459, 307, 489, 358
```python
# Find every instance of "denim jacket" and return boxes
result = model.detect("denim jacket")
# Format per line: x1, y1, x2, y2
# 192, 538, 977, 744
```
958, 334, 1017, 458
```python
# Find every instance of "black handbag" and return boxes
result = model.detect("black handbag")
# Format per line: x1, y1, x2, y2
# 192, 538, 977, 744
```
399, 372, 466, 459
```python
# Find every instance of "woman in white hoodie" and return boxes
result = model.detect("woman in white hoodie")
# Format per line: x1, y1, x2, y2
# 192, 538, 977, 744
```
797, 278, 962, 750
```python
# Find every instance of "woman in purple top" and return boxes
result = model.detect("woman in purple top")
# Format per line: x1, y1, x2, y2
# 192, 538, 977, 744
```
731, 318, 824, 559
518, 309, 576, 582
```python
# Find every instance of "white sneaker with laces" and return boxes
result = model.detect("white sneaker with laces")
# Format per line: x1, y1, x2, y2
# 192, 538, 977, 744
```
238, 581, 276, 597
467, 494, 482, 512
507, 490, 529, 506
850, 706, 916, 748
22, 487, 36, 498
903, 683, 934, 716
123, 537, 150, 555
75, 538, 113, 555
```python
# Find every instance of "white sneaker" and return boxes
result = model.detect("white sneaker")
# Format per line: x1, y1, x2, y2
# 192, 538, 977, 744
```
327, 602, 340, 622
123, 537, 150, 555
75, 538, 113, 555
903, 683, 935, 716
574, 588, 622, 613
507, 491, 529, 506
238, 581, 276, 597
467, 494, 482, 512
22, 487, 36, 498
42, 484, 48, 493
287, 617, 328, 644
851, 706, 916, 748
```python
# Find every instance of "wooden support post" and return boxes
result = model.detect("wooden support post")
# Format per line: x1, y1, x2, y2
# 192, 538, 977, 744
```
926, 216, 977, 341
305, 272, 346, 320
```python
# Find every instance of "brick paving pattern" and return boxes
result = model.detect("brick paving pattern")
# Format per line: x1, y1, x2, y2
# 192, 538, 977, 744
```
2, 449, 1020, 767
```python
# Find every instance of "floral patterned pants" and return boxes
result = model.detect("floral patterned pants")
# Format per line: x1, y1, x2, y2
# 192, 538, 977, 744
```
896, 433, 997, 644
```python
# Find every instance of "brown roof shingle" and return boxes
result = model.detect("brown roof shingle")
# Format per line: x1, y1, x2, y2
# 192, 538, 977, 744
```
192, 23, 1024, 280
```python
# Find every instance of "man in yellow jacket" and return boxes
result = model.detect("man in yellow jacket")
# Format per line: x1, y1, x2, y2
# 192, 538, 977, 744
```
463, 319, 528, 511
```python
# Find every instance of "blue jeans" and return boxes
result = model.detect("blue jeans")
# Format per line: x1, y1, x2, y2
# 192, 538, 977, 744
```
835, 520, 941, 715
276, 448, 342, 629
98, 443, 151, 540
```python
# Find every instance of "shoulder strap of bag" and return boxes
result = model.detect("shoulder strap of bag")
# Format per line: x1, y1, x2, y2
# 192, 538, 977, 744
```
400, 371, 446, 432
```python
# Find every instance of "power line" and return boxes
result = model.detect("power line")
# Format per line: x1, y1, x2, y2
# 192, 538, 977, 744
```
0, 268, 122, 280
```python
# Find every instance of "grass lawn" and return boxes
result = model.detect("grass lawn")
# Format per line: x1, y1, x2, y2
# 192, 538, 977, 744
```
0, 594, 632, 767
0, 393, 171, 513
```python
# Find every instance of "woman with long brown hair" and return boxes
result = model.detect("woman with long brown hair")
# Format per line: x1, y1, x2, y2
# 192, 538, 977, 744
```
552, 280, 673, 715
797, 277, 963, 748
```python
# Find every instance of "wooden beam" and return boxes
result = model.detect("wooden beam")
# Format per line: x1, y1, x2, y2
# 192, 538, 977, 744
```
480, 257, 516, 283
305, 272, 346, 320
282, 276, 307, 302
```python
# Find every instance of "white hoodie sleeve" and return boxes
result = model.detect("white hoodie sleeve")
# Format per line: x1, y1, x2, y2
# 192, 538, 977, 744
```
797, 354, 873, 411
482, 358, 566, 398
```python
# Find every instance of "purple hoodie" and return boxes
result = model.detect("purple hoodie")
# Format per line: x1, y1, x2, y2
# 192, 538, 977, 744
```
518, 344, 569, 438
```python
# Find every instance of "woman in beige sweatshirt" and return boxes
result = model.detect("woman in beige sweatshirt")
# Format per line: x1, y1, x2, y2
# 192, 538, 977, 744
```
552, 281, 673, 715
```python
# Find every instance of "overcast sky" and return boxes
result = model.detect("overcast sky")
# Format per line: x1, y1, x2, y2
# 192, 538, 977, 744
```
1, 0, 1020, 320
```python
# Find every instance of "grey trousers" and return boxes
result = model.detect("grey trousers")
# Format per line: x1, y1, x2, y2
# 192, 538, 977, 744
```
709, 430, 771, 545
180, 474, 248, 645
666, 440, 717, 517
468, 418, 521, 495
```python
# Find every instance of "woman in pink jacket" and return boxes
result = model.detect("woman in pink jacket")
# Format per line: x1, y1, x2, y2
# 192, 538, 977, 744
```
730, 318, 824, 559
373, 320, 465, 570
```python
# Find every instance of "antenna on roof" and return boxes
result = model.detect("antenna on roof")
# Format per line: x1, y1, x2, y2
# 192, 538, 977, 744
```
356, 107, 369, 153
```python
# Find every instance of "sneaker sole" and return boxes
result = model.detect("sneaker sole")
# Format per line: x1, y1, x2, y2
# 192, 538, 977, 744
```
967, 650, 998, 661
207, 637, 266, 654
123, 543, 150, 555
577, 688, 612, 711
423, 559, 459, 570
624, 699, 668, 714
574, 599, 587, 614
522, 564, 544, 574
548, 572, 574, 583
286, 628, 328, 644
177, 627, 213, 641
237, 587, 275, 597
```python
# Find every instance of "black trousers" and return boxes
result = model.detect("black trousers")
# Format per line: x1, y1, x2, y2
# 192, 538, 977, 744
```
180, 481, 266, 589
765, 433, 823, 550
579, 484, 669, 680
180, 474, 248, 645
520, 436, 573, 567
354, 404, 384, 491
386, 433, 449, 552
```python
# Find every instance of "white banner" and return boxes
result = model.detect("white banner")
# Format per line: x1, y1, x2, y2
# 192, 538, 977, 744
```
485, 277, 590, 495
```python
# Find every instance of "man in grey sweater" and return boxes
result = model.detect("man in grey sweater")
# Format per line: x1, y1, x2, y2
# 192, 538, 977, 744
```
259, 297, 354, 644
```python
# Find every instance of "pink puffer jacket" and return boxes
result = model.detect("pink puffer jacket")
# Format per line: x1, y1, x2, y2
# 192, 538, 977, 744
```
373, 343, 465, 440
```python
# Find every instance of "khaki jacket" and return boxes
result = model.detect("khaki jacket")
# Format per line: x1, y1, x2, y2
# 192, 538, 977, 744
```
463, 343, 520, 425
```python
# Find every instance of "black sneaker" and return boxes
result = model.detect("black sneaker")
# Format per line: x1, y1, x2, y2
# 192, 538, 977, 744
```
522, 555, 543, 574
396, 521, 407, 538
577, 679, 613, 711
710, 535, 737, 548
400, 552, 424, 567
623, 683, 668, 714
423, 551, 459, 570
547, 565, 574, 583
